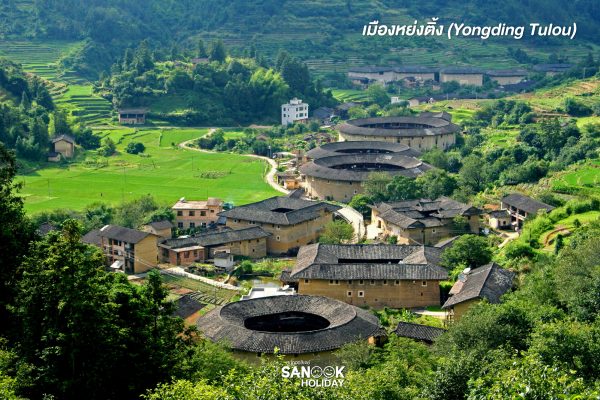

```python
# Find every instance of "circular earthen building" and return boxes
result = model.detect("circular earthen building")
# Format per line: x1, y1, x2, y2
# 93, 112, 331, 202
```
337, 112, 459, 150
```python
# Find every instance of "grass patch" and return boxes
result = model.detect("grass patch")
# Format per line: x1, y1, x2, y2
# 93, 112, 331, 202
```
17, 127, 279, 213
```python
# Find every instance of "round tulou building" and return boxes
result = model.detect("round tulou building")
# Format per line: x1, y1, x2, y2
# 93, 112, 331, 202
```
336, 112, 460, 151
196, 295, 383, 360
300, 141, 433, 202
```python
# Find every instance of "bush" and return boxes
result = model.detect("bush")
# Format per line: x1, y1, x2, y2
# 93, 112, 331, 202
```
125, 142, 145, 154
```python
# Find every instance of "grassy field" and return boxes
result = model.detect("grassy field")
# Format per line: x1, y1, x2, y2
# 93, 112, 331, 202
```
515, 77, 600, 113
330, 89, 370, 102
17, 127, 279, 213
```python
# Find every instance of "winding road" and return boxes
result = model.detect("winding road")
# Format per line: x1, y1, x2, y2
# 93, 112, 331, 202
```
178, 129, 289, 194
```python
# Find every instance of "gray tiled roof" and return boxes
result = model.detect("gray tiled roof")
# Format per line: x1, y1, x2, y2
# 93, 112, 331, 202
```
82, 228, 102, 246
218, 196, 340, 225
197, 295, 383, 354
291, 244, 448, 280
338, 114, 460, 138
146, 220, 174, 230
160, 226, 270, 250
98, 225, 154, 244
440, 67, 484, 74
51, 134, 75, 144
442, 263, 514, 308
501, 193, 555, 215
394, 322, 446, 343
373, 197, 481, 229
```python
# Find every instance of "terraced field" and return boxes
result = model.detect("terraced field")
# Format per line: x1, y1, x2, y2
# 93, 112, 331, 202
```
0, 40, 113, 125
161, 273, 239, 305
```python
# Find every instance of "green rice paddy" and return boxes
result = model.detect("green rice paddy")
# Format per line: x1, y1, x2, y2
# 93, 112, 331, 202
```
17, 127, 279, 213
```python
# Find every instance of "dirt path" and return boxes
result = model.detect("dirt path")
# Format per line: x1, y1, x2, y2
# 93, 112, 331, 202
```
178, 129, 289, 194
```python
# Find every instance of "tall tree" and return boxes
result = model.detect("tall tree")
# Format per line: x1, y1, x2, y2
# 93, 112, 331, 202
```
0, 144, 35, 337
209, 39, 227, 63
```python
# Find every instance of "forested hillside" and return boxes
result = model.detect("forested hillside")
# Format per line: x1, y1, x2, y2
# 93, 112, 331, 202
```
2, 0, 599, 77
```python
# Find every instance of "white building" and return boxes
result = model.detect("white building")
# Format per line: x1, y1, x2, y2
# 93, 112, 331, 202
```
281, 98, 309, 126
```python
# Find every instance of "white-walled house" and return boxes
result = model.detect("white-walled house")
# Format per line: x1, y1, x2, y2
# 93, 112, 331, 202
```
281, 98, 309, 125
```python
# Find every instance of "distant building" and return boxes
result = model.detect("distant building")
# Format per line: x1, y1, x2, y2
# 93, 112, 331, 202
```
214, 251, 235, 272
394, 321, 445, 344
347, 66, 436, 86
311, 106, 335, 123
335, 102, 361, 119
370, 197, 482, 245
500, 193, 555, 228
49, 134, 75, 161
172, 197, 223, 230
487, 69, 528, 85
408, 96, 435, 107
158, 226, 270, 266
439, 67, 484, 86
219, 196, 340, 255
281, 98, 309, 126
92, 225, 160, 274
533, 63, 574, 77
118, 108, 148, 124
191, 57, 209, 65
142, 220, 174, 238
290, 243, 448, 308
443, 263, 514, 321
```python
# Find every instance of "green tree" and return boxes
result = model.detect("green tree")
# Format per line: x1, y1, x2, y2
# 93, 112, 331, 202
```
362, 171, 393, 203
0, 144, 35, 337
98, 137, 116, 157
458, 155, 488, 195
440, 234, 492, 269
196, 39, 207, 58
385, 175, 421, 201
416, 170, 457, 199
209, 40, 227, 63
319, 220, 355, 244
366, 84, 390, 107
348, 194, 373, 218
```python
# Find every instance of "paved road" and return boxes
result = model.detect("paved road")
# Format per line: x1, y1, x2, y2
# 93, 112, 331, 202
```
178, 129, 289, 194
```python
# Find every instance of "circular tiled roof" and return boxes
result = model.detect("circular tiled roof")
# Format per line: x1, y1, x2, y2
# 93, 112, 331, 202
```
197, 295, 382, 354
337, 114, 460, 138
300, 153, 432, 182
306, 140, 420, 160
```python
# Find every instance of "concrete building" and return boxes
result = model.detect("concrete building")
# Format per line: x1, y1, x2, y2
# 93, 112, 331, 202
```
443, 263, 514, 321
219, 196, 340, 255
158, 226, 270, 266
487, 69, 528, 85
197, 295, 383, 360
500, 193, 555, 228
370, 197, 482, 245
281, 98, 309, 126
439, 67, 484, 86
118, 108, 147, 124
337, 112, 460, 151
91, 225, 159, 274
291, 243, 448, 309
172, 197, 223, 230
300, 141, 432, 202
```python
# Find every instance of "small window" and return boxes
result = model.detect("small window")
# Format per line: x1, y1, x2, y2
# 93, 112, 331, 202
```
370, 280, 375, 285
347, 291, 352, 297
189, 211, 195, 216
358, 291, 365, 297
347, 280, 352, 285
359, 280, 364, 285
177, 211, 183, 216
421, 281, 427, 287
276, 236, 280, 241
189, 222, 195, 228
432, 229, 436, 233
177, 222, 183, 228
395, 280, 400, 285
200, 211, 206, 216
304, 279, 309, 284
383, 280, 388, 285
